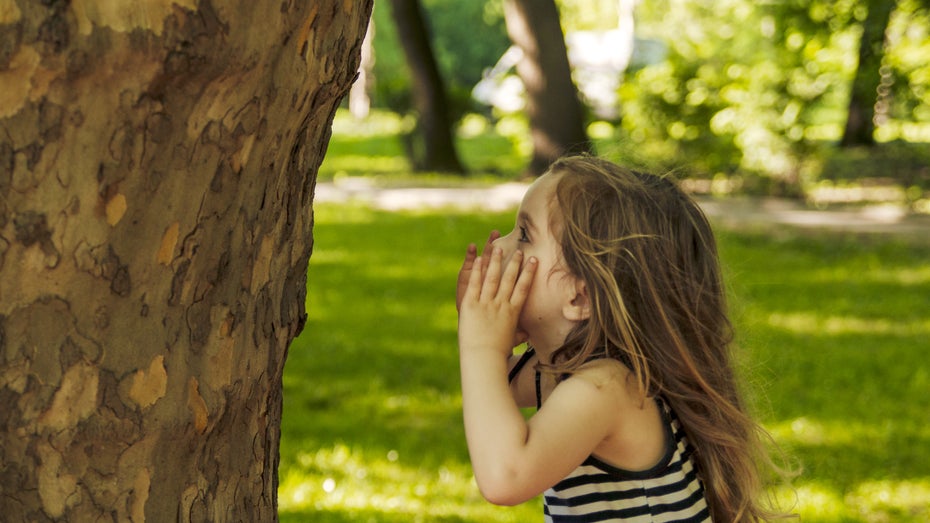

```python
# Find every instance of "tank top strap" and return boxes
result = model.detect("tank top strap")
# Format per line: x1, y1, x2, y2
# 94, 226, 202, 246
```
507, 346, 536, 384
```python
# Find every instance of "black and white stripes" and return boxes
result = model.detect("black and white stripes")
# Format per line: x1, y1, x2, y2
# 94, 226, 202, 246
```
542, 400, 711, 522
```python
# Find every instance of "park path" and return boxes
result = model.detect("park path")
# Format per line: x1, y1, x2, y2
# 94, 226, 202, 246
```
314, 178, 930, 242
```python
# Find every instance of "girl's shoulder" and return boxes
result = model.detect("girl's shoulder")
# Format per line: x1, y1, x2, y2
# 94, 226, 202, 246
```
570, 357, 632, 391
561, 358, 648, 410
563, 358, 667, 472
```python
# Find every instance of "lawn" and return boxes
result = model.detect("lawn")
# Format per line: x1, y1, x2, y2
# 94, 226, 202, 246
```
278, 110, 930, 521
278, 201, 930, 522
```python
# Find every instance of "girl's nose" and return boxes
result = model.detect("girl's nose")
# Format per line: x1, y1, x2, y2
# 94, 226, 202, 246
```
492, 235, 520, 267
491, 232, 510, 254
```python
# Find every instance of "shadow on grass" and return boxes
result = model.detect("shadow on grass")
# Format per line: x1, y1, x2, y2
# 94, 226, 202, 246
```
280, 206, 930, 522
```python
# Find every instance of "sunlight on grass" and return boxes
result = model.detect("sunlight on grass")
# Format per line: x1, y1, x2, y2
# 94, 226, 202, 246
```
766, 312, 930, 336
769, 417, 930, 448
848, 480, 930, 522
330, 109, 410, 136
804, 264, 930, 287
279, 444, 538, 522
765, 418, 930, 521
773, 478, 930, 522
792, 483, 846, 521
283, 202, 930, 522
322, 155, 412, 175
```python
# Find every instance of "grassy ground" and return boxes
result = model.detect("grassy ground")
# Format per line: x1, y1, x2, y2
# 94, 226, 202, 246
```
278, 110, 930, 521
278, 202, 930, 522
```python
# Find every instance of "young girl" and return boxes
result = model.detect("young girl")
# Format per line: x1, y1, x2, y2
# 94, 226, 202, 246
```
456, 155, 789, 522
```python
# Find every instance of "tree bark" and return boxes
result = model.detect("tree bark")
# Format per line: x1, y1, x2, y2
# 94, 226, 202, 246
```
503, 0, 592, 176
388, 0, 465, 173
0, 1, 371, 521
841, 0, 896, 147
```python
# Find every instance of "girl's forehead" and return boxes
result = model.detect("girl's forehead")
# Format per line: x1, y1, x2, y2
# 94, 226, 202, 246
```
518, 172, 563, 234
522, 172, 561, 207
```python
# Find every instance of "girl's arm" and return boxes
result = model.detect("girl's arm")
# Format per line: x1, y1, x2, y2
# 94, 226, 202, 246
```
458, 248, 620, 505
461, 354, 622, 505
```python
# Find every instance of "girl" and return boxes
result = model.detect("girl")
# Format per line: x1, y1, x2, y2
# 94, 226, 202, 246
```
456, 155, 789, 522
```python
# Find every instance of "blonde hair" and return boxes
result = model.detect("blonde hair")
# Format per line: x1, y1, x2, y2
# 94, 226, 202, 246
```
543, 155, 791, 522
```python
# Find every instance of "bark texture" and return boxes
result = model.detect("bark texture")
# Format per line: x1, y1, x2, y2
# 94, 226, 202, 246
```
503, 0, 592, 176
0, 1, 371, 521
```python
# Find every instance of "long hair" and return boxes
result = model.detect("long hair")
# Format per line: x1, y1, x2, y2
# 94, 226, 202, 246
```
542, 155, 790, 522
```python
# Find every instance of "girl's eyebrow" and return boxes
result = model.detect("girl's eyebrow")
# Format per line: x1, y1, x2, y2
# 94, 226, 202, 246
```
518, 211, 537, 232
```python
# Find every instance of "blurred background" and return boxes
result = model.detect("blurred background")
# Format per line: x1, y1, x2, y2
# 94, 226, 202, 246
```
278, 1, 930, 521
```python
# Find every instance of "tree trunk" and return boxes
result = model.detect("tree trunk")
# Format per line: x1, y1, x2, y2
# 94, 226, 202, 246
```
388, 0, 465, 173
841, 0, 896, 147
503, 0, 593, 176
0, 1, 371, 521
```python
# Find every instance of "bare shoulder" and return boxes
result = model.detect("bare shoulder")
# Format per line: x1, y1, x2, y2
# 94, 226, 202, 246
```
567, 358, 666, 471
570, 359, 633, 396
547, 358, 643, 414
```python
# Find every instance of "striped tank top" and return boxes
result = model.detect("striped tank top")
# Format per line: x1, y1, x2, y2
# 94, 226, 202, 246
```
509, 349, 711, 522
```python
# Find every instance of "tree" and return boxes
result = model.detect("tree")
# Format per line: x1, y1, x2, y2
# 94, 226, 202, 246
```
503, 0, 593, 176
841, 0, 898, 146
388, 0, 465, 173
0, 1, 371, 520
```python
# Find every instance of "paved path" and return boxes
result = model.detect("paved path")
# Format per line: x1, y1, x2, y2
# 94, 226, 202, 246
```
314, 178, 930, 242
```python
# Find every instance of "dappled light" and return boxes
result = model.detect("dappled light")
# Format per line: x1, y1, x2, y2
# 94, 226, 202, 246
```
279, 444, 536, 522
768, 418, 930, 521
279, 1, 930, 520
766, 311, 927, 336
280, 201, 930, 522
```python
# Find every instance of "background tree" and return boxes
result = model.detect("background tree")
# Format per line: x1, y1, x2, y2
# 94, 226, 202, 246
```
388, 0, 464, 173
841, 0, 897, 147
0, 1, 371, 520
503, 0, 593, 176
370, 1, 510, 124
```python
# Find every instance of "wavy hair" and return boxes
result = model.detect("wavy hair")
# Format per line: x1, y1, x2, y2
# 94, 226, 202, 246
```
542, 155, 792, 522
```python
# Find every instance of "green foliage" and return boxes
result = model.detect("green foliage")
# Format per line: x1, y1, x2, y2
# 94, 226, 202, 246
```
279, 201, 930, 522
364, 0, 930, 193
617, 0, 930, 189
371, 0, 511, 120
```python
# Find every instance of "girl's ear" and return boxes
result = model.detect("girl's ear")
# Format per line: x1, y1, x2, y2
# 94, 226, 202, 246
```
563, 279, 591, 322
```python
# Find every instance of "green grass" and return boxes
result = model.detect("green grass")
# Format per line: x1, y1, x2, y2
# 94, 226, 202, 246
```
279, 204, 539, 522
279, 109, 930, 521
279, 200, 930, 522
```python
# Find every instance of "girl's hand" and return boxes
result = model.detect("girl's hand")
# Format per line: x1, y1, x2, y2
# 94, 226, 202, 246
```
458, 246, 537, 356
456, 231, 500, 313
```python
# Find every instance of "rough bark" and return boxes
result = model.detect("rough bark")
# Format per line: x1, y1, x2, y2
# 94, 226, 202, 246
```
0, 1, 371, 521
388, 0, 465, 173
841, 0, 896, 147
503, 0, 592, 176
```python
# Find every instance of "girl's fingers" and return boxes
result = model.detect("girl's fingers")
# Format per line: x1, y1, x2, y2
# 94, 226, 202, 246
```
465, 254, 484, 300
462, 243, 477, 268
510, 256, 537, 306
456, 243, 478, 312
499, 250, 523, 298
480, 247, 503, 301
475, 231, 499, 275
482, 231, 500, 257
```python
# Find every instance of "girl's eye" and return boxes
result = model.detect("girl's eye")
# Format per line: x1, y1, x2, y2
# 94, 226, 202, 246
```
518, 226, 529, 243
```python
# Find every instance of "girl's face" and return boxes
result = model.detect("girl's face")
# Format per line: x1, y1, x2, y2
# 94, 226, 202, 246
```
493, 172, 584, 352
